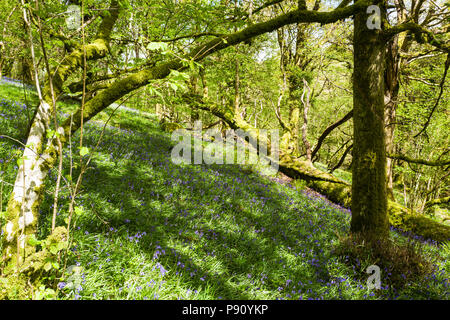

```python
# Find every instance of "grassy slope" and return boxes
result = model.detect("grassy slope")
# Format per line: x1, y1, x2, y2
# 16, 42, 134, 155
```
0, 81, 449, 300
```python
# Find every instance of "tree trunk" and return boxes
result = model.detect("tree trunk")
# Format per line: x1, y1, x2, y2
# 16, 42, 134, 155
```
234, 56, 241, 118
384, 35, 402, 201
350, 7, 389, 238
1, 99, 56, 273
300, 78, 312, 161
384, 0, 409, 201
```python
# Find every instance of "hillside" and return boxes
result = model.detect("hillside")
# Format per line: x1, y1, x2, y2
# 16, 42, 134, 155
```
0, 81, 449, 300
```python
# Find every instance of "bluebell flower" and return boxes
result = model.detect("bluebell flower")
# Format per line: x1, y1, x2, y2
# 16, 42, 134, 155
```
58, 282, 66, 290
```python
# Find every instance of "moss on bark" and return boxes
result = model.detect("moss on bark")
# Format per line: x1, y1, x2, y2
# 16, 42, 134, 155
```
0, 226, 68, 299
350, 4, 389, 238
300, 166, 450, 242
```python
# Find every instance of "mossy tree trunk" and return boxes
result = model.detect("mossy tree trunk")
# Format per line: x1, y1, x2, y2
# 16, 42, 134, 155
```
350, 4, 389, 238
189, 74, 200, 124
275, 24, 310, 157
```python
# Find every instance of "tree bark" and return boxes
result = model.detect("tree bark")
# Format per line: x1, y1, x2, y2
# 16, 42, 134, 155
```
384, 24, 408, 201
350, 6, 389, 238
388, 153, 450, 167
330, 143, 353, 173
424, 197, 450, 209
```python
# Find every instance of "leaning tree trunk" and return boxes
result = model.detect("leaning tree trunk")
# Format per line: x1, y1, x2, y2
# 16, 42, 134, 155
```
350, 6, 389, 238
1, 0, 120, 284
1, 99, 54, 274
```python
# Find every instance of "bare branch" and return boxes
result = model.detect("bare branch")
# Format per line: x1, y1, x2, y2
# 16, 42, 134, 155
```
330, 143, 353, 173
311, 109, 353, 159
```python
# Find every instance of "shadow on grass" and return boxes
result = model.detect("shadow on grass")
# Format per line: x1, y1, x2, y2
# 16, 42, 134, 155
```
36, 119, 347, 299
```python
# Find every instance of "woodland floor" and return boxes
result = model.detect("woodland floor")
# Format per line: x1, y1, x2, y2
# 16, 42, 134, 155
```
0, 79, 449, 300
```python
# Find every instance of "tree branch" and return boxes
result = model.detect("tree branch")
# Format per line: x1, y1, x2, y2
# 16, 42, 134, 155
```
48, 0, 120, 101
330, 143, 353, 173
424, 196, 450, 209
181, 93, 349, 185
62, 1, 370, 136
148, 32, 225, 43
252, 0, 286, 16
311, 109, 353, 159
387, 153, 450, 166
272, 101, 291, 132
383, 22, 450, 53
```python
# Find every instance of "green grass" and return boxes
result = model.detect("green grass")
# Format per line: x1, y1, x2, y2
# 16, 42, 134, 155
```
313, 162, 352, 184
0, 81, 449, 300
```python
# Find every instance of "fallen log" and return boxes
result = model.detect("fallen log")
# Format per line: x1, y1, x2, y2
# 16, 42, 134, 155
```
186, 94, 450, 243
280, 156, 450, 243
281, 154, 450, 243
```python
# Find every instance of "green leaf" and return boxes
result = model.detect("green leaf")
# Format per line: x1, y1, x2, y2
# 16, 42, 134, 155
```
25, 142, 35, 150
34, 292, 43, 300
154, 89, 164, 99
43, 262, 52, 272
169, 70, 189, 81
74, 206, 83, 216
66, 265, 83, 277
46, 129, 56, 139
57, 241, 68, 251
28, 235, 41, 246
49, 245, 58, 255
80, 147, 89, 157
189, 59, 196, 71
